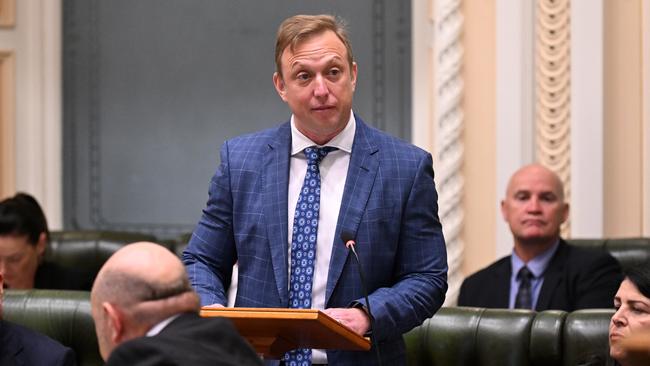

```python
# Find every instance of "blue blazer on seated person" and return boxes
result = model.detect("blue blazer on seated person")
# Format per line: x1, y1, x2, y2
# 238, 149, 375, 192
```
0, 320, 76, 366
457, 239, 623, 311
183, 117, 448, 365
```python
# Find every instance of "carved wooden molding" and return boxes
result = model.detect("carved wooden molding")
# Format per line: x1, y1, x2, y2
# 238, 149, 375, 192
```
433, 0, 464, 304
0, 51, 15, 197
0, 0, 15, 28
535, 0, 571, 235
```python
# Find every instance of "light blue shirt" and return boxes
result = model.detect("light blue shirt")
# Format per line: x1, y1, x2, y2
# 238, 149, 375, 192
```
509, 240, 560, 309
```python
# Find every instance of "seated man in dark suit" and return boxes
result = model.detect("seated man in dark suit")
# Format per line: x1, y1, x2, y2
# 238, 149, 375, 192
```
90, 242, 262, 366
458, 164, 622, 311
0, 192, 90, 290
0, 272, 76, 365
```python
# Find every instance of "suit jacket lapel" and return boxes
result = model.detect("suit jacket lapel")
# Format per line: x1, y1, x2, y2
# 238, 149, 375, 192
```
491, 259, 512, 308
536, 240, 567, 310
326, 118, 379, 305
263, 123, 291, 305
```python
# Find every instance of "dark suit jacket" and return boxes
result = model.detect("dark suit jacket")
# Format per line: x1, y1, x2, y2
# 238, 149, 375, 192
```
183, 116, 448, 365
0, 320, 76, 366
457, 239, 623, 311
106, 313, 262, 366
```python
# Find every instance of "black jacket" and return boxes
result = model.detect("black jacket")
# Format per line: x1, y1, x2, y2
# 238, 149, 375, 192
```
106, 312, 262, 366
458, 239, 623, 311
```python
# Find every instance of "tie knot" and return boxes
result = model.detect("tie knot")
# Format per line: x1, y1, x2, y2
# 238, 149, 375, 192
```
517, 266, 534, 281
304, 146, 337, 165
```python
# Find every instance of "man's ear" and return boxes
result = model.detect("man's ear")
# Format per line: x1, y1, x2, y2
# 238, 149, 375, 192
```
103, 302, 124, 344
273, 72, 288, 102
350, 61, 358, 91
500, 200, 508, 221
561, 202, 570, 223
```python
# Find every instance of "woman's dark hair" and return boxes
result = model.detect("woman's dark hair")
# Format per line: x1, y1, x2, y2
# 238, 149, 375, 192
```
624, 262, 650, 299
0, 192, 49, 245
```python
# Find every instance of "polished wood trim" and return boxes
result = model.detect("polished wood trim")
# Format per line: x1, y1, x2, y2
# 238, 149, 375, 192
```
200, 307, 371, 358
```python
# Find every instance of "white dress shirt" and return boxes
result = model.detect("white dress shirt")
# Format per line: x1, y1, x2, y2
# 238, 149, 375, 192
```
288, 112, 355, 363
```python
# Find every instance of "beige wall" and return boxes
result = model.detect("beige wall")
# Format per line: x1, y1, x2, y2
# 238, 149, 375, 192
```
459, 0, 650, 277
604, 0, 644, 236
0, 51, 15, 197
460, 0, 497, 276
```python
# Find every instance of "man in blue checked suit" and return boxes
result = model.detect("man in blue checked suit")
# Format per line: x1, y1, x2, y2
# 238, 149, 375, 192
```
183, 14, 447, 366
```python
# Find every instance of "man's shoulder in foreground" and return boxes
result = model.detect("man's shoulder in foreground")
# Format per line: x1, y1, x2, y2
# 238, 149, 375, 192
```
106, 313, 262, 366
0, 320, 76, 366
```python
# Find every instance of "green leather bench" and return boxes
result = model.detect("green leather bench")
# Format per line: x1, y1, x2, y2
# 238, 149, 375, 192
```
3, 289, 103, 366
567, 237, 650, 271
404, 307, 613, 366
2, 290, 614, 366
44, 230, 160, 289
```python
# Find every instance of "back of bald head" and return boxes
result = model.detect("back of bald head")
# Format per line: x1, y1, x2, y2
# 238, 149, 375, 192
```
91, 242, 198, 320
506, 163, 565, 201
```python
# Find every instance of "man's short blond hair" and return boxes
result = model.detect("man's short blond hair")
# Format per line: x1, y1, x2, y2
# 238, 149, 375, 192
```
274, 14, 354, 77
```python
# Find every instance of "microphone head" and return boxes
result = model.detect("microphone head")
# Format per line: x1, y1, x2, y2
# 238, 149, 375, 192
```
340, 230, 355, 243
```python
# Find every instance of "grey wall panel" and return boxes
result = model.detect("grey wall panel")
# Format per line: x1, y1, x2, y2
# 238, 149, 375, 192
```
63, 0, 411, 238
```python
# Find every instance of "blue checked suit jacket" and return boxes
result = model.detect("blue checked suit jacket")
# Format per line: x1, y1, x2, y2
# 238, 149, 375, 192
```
183, 116, 448, 365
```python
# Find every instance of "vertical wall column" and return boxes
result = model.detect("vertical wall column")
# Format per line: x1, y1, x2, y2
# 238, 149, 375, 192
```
431, 0, 465, 303
0, 0, 16, 197
13, 0, 62, 227
570, 0, 604, 237
0, 51, 15, 197
536, 0, 573, 236
495, 0, 535, 257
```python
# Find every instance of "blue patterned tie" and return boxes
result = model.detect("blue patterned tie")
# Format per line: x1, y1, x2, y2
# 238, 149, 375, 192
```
285, 146, 336, 366
514, 266, 534, 309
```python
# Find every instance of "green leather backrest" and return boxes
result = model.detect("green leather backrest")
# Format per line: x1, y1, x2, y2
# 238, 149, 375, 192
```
473, 309, 539, 366
562, 309, 614, 366
566, 237, 650, 271
45, 230, 159, 286
529, 310, 566, 366
603, 238, 650, 270
406, 307, 544, 366
174, 232, 192, 257
3, 289, 103, 366
405, 307, 612, 366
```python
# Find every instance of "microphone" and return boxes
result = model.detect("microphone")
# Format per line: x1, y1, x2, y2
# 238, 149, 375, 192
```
340, 231, 382, 365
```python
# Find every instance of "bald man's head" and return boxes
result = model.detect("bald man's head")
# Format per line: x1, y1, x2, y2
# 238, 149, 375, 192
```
91, 242, 199, 360
501, 164, 569, 251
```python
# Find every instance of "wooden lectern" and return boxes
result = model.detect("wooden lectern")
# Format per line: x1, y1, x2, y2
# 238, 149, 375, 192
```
200, 307, 371, 359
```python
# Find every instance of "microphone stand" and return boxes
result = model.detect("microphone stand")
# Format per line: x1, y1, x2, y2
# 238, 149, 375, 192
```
342, 232, 382, 366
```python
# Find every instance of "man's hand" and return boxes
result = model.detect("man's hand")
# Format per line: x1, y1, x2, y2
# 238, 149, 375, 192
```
323, 307, 370, 336
202, 303, 225, 309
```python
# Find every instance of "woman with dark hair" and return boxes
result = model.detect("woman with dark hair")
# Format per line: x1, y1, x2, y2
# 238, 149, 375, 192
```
0, 192, 89, 289
608, 263, 650, 366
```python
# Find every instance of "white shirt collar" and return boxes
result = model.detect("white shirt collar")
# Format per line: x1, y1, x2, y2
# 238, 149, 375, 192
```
290, 111, 355, 155
146, 314, 181, 337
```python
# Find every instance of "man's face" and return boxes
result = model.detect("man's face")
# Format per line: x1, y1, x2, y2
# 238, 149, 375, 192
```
273, 30, 357, 144
609, 278, 650, 363
501, 166, 569, 245
0, 234, 45, 289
